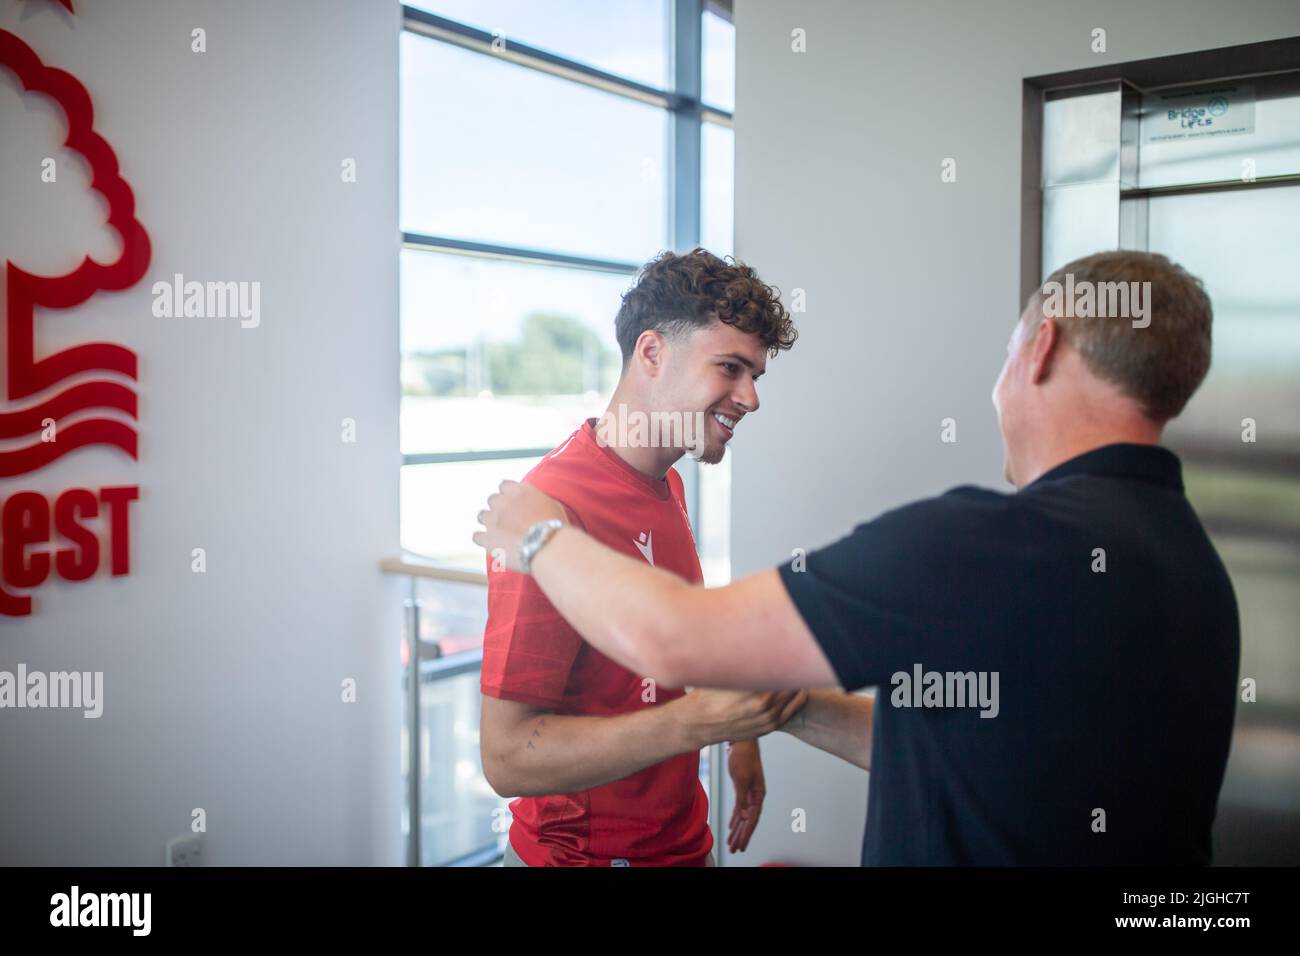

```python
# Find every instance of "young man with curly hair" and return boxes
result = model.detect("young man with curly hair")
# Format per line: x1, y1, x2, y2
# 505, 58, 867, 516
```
479, 247, 806, 867
476, 249, 1241, 866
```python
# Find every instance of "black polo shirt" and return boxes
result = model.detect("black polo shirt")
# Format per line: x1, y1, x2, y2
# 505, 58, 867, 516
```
778, 443, 1240, 865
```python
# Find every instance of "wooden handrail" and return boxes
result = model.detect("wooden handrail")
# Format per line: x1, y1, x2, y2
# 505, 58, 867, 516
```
380, 556, 487, 587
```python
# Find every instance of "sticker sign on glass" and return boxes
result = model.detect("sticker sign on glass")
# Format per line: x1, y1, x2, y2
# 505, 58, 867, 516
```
1143, 84, 1256, 144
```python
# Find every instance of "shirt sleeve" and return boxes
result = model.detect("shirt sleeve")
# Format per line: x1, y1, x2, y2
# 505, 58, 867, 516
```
480, 562, 583, 708
776, 488, 1013, 692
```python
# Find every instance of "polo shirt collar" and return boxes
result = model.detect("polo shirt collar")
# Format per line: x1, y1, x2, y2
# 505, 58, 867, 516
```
1026, 442, 1184, 492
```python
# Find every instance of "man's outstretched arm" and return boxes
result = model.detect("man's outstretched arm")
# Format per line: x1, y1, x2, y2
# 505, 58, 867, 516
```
781, 690, 875, 771
475, 480, 840, 691
481, 691, 801, 798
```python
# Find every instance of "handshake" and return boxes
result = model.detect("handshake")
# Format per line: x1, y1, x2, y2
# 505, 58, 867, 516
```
673, 687, 808, 749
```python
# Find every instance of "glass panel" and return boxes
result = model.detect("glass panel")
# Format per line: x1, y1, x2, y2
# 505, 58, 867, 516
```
414, 666, 503, 864
408, 0, 669, 89
1147, 185, 1300, 454
399, 577, 498, 866
702, 7, 735, 112
1206, 537, 1300, 864
401, 32, 668, 261
1214, 540, 1300, 717
402, 457, 542, 567
1042, 87, 1121, 187
1040, 181, 1118, 279
1139, 72, 1300, 189
401, 249, 629, 458
697, 447, 732, 588
414, 575, 490, 657
1185, 468, 1300, 542
701, 121, 734, 258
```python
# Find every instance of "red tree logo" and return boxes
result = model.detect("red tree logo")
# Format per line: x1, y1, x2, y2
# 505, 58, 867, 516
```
0, 28, 150, 475
0, 27, 149, 616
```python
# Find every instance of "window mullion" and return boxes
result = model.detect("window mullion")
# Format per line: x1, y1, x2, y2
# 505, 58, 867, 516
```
669, 0, 703, 255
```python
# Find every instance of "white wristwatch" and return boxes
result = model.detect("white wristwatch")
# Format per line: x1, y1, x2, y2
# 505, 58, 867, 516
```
518, 519, 564, 574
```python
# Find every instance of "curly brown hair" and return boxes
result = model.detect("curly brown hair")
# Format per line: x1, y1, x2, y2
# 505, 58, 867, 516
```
614, 247, 797, 362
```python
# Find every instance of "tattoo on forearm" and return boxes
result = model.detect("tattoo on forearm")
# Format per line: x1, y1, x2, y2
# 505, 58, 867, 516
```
525, 716, 546, 751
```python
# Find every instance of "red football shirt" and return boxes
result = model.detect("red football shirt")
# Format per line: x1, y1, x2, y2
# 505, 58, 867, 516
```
481, 418, 711, 866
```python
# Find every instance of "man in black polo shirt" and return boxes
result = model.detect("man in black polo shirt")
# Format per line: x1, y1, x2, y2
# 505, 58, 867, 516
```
474, 250, 1241, 866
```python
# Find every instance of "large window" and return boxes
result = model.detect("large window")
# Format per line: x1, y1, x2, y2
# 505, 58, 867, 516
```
400, 1, 735, 569
398, 0, 737, 869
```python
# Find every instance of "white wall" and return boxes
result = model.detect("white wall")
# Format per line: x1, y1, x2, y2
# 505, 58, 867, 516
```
726, 0, 1300, 865
0, 0, 402, 864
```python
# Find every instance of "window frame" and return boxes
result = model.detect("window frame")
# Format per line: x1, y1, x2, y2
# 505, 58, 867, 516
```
399, 1, 734, 526
399, 4, 738, 867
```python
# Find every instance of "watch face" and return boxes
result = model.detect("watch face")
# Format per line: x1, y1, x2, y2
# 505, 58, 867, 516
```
520, 520, 554, 571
